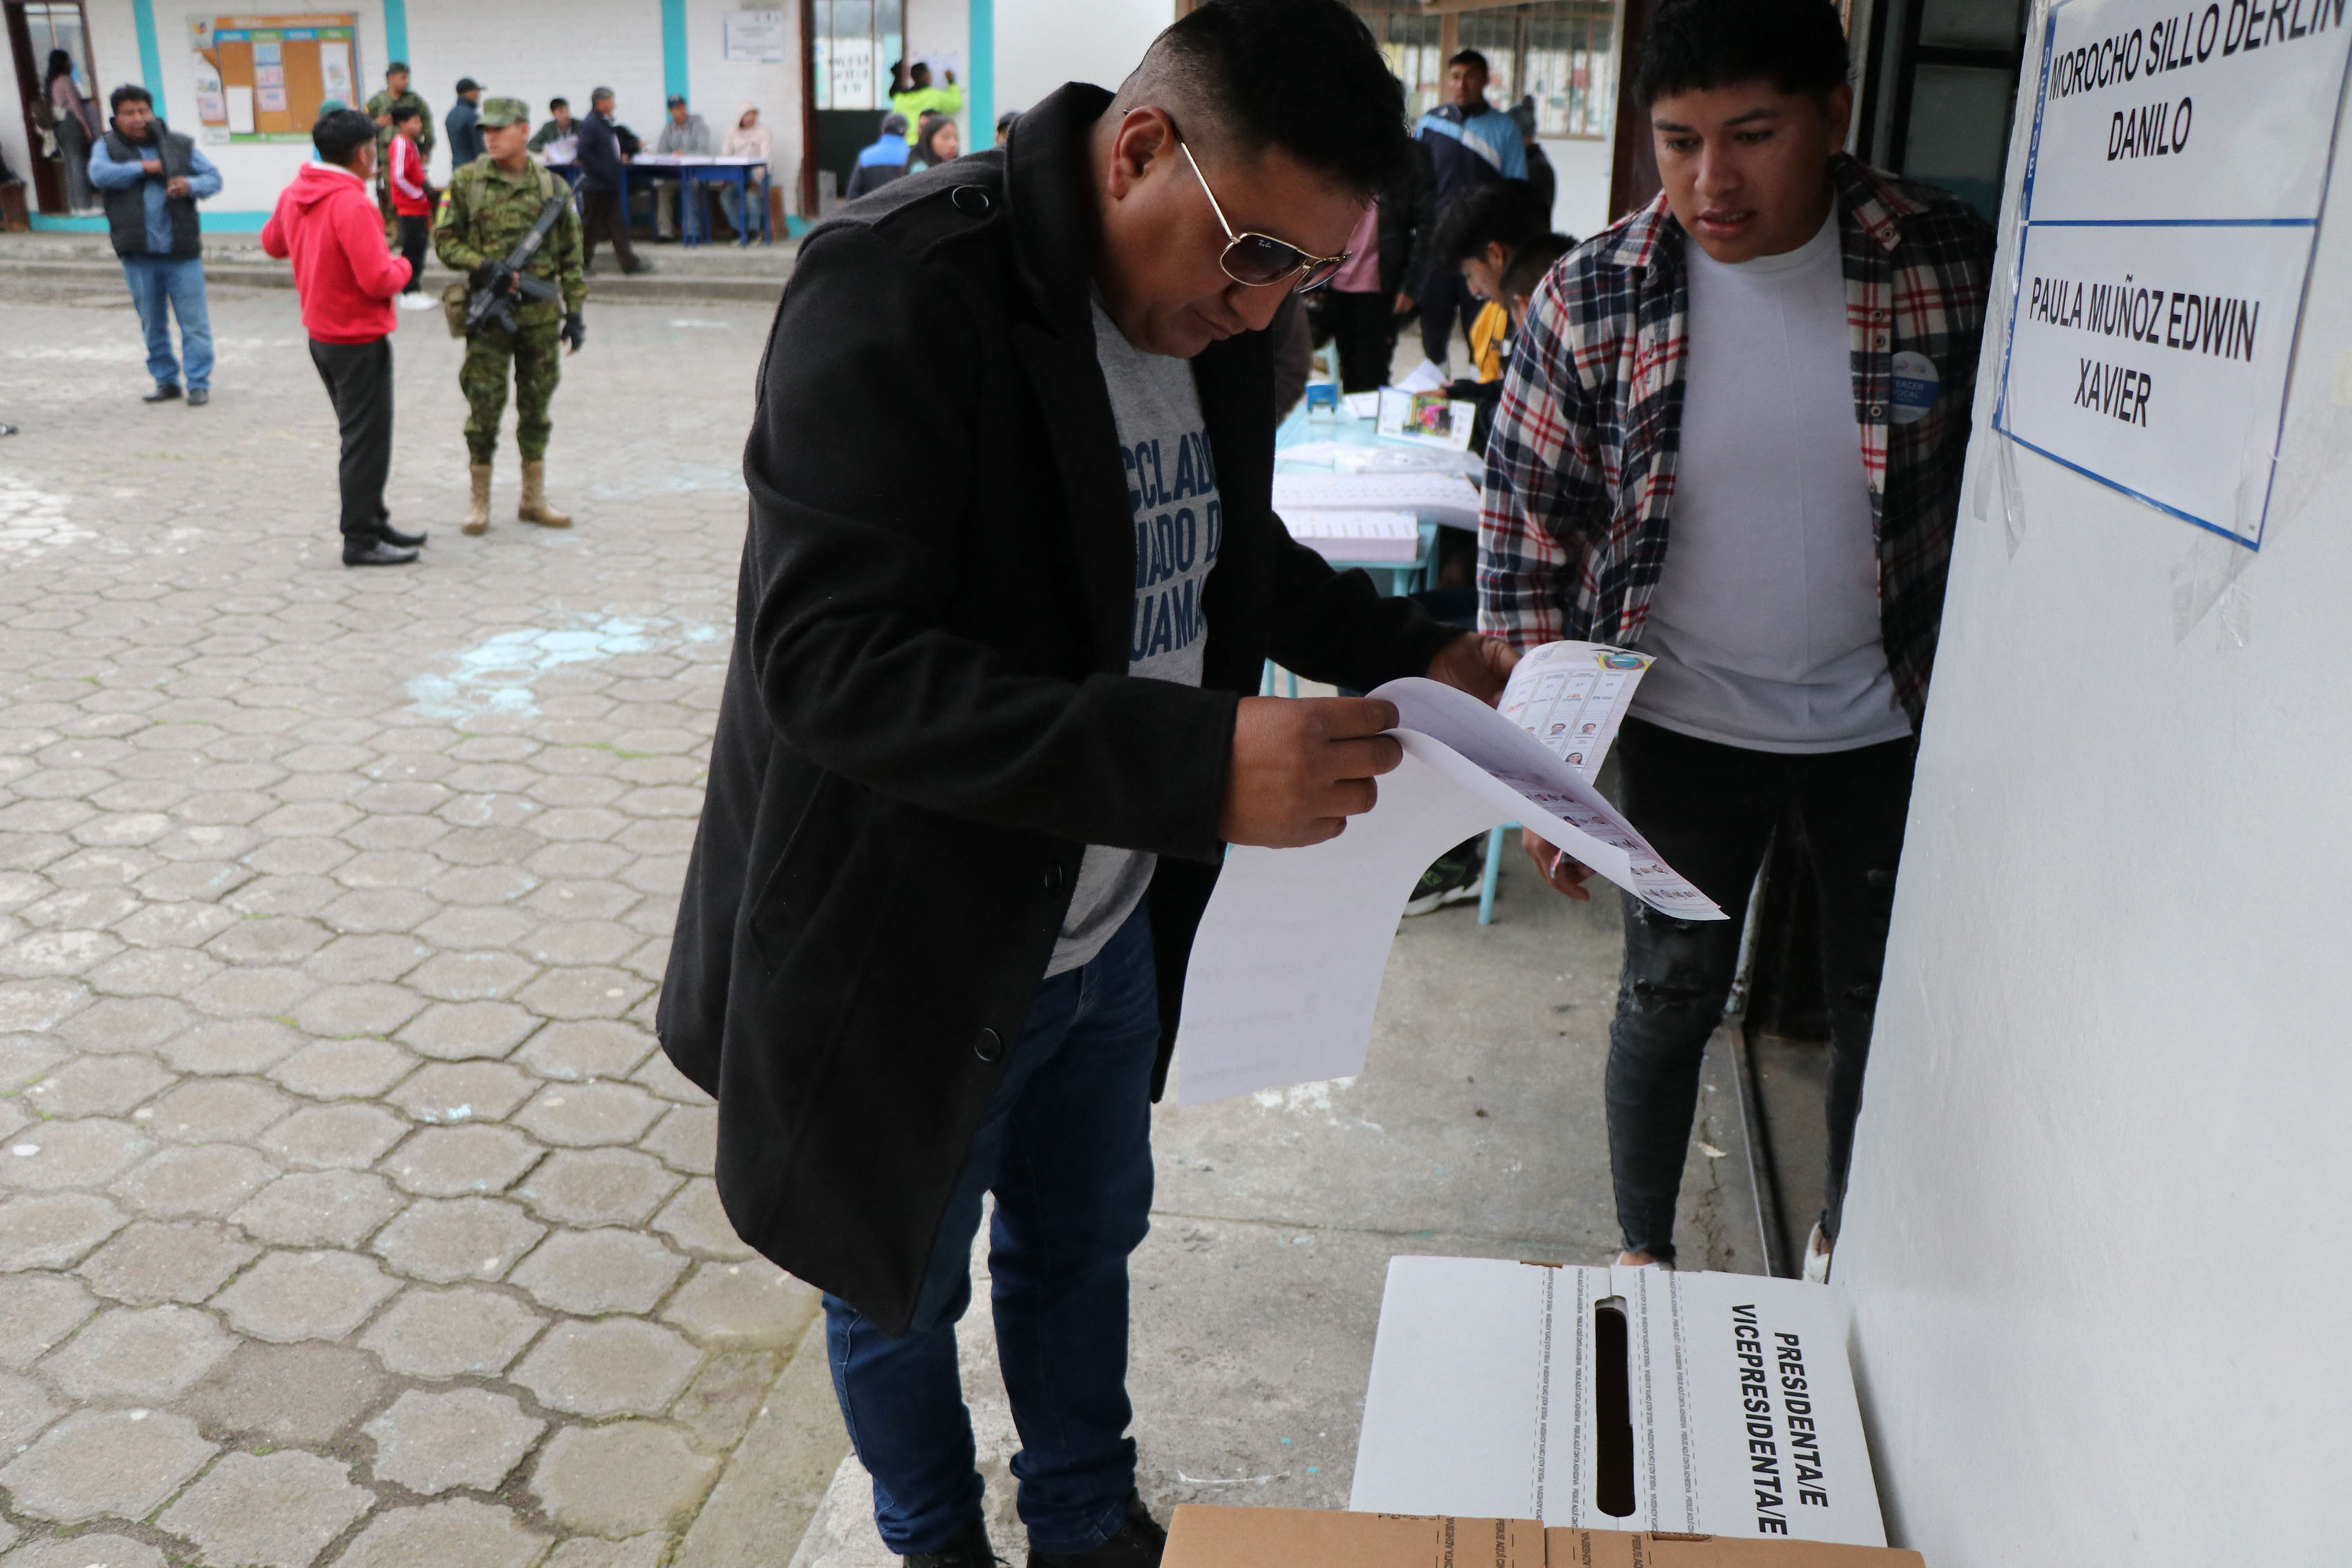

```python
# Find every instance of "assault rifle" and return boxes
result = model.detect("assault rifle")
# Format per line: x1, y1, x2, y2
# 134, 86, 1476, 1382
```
464, 192, 570, 337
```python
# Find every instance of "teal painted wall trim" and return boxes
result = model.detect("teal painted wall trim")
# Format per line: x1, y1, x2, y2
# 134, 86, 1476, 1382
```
662, 0, 690, 103
32, 212, 270, 232
382, 0, 411, 68
131, 0, 167, 117
969, 0, 993, 142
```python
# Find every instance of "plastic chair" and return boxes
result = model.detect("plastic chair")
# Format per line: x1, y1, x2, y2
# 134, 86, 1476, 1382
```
1477, 823, 1516, 925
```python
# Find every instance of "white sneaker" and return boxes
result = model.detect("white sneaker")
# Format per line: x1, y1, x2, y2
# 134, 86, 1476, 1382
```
1802, 1222, 1832, 1283
398, 294, 439, 311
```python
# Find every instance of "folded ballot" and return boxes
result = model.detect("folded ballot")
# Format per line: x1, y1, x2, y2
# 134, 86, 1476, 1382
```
1173, 646, 1721, 1106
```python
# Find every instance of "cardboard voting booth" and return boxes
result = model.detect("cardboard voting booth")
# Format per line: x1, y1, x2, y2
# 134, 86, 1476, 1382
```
1161, 1507, 1921, 1568
1350, 1258, 1885, 1548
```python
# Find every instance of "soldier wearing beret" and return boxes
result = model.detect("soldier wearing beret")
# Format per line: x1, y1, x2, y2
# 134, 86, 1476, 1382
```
433, 96, 586, 534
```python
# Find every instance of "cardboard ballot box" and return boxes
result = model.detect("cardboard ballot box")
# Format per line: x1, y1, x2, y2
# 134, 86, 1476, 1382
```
1350, 1258, 1885, 1548
1161, 1507, 1921, 1568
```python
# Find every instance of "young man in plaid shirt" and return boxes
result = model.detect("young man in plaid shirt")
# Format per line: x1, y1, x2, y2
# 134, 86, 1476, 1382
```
1480, 0, 1993, 1280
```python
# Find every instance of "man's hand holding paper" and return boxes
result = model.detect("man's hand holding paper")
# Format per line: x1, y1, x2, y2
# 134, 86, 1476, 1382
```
1221, 696, 1403, 848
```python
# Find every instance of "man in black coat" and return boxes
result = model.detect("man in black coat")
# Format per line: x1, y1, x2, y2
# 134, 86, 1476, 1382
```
573, 88, 644, 276
661, 3, 1517, 1565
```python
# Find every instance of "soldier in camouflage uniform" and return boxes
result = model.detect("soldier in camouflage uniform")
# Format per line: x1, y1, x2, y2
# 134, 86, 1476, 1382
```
433, 97, 586, 534
364, 62, 433, 234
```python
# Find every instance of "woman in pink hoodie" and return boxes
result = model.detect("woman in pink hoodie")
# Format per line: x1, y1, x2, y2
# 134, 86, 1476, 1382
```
261, 107, 421, 566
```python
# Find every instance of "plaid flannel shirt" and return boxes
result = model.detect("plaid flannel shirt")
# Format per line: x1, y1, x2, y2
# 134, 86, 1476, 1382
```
1478, 155, 1995, 727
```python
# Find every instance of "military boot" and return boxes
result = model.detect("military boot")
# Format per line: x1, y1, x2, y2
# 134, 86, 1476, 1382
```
465, 464, 492, 535
518, 462, 572, 528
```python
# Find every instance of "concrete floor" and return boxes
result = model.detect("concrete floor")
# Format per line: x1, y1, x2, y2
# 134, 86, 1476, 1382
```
790, 846, 1769, 1566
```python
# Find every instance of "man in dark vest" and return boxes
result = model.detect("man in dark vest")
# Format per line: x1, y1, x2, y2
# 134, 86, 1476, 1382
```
87, 85, 222, 404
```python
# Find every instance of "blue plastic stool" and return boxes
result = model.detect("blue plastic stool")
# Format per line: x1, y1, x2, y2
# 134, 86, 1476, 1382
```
1477, 823, 1516, 925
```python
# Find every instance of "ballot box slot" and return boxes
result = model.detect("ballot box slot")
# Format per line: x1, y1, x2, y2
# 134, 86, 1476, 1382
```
1593, 1296, 1636, 1518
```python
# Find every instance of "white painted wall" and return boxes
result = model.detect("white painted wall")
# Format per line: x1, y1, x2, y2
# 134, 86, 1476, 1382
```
907, 0, 972, 150
0, 43, 30, 194
1538, 136, 1612, 243
397, 0, 664, 185
681, 0, 803, 181
1836, 58, 2352, 1568
991, 0, 1168, 116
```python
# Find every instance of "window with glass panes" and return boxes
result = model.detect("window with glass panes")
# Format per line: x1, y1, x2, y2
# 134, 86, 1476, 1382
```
812, 0, 905, 111
1356, 2, 1615, 139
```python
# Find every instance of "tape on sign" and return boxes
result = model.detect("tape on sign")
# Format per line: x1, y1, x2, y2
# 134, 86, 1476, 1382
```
1890, 350, 1939, 425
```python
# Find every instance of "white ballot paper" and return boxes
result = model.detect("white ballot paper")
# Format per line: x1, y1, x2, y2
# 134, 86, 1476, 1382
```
1174, 653, 1721, 1106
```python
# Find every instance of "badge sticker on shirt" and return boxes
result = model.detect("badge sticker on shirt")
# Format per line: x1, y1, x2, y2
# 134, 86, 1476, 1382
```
1889, 350, 1939, 425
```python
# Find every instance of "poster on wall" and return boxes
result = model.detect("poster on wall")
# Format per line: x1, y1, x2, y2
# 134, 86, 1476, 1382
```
724, 9, 788, 62
187, 15, 360, 144
1993, 0, 2352, 548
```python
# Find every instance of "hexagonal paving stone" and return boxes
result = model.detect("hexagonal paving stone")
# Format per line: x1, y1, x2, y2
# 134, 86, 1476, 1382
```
638, 1103, 717, 1175
388, 1060, 535, 1123
0, 978, 90, 1035
530, 1419, 718, 1536
371, 1197, 546, 1283
2, 1117, 153, 1191
269, 1036, 418, 1099
364, 1386, 546, 1495
510, 1226, 688, 1316
512, 1020, 656, 1082
0, 1192, 127, 1269
304, 932, 432, 982
109, 1142, 277, 1217
0, 1369, 62, 1449
187, 962, 319, 1018
232, 1168, 406, 1247
382, 1124, 543, 1197
631, 1047, 711, 1105
548, 1535, 666, 1568
259, 1102, 409, 1168
155, 1016, 304, 1075
652, 1179, 756, 1259
3, 1536, 167, 1568
514, 1081, 663, 1148
0, 1273, 97, 1368
0, 1408, 216, 1523
142, 1076, 294, 1142
43, 1304, 236, 1404
397, 1001, 541, 1061
77, 1218, 259, 1305
204, 913, 335, 965
662, 1259, 823, 1350
158, 1448, 373, 1568
516, 1148, 679, 1227
19, 1054, 175, 1117
214, 1248, 400, 1342
516, 967, 649, 1022
512, 1318, 702, 1418
359, 1285, 549, 1378
180, 1339, 390, 1445
337, 1498, 550, 1568
407, 949, 539, 1002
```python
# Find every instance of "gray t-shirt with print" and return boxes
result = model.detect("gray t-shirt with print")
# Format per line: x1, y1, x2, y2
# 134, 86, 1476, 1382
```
1045, 300, 1225, 976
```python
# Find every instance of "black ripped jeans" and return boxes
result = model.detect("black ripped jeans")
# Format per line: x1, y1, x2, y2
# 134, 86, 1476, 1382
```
1605, 717, 1917, 1262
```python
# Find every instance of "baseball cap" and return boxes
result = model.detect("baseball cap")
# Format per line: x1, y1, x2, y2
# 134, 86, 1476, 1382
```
476, 96, 530, 129
456, 76, 482, 93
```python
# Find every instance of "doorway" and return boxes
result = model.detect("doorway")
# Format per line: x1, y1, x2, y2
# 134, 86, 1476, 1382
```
6, 0, 101, 216
1855, 0, 2030, 220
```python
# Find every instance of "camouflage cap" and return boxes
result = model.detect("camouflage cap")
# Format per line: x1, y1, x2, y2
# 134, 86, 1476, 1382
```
477, 96, 531, 129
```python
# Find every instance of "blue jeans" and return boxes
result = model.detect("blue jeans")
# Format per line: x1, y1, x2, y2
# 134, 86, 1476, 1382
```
120, 254, 213, 391
824, 906, 1160, 1557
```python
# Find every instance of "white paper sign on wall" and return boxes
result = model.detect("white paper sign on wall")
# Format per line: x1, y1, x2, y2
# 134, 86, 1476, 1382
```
724, 9, 789, 62
1994, 0, 2352, 547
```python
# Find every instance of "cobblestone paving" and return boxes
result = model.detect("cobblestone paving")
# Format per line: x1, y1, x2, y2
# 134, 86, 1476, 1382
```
0, 283, 815, 1565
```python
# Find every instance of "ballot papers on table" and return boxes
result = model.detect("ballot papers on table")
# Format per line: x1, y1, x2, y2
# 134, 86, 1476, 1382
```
1173, 649, 1718, 1106
1281, 510, 1422, 563
1350, 1257, 1887, 1549
1271, 471, 1484, 530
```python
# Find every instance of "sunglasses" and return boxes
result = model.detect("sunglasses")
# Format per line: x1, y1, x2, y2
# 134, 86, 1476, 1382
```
1177, 139, 1352, 295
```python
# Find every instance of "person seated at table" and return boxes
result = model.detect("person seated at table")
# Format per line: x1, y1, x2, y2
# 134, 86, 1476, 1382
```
1430, 178, 1549, 382
530, 97, 579, 167
1499, 230, 1573, 333
653, 93, 712, 241
913, 110, 960, 169
717, 102, 771, 238
843, 111, 910, 200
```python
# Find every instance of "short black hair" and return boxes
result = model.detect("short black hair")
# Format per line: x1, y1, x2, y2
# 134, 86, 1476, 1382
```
109, 84, 151, 114
1117, 0, 1408, 198
1635, 0, 1850, 104
1434, 179, 1551, 265
386, 61, 408, 76
393, 102, 423, 126
549, 96, 568, 111
313, 106, 376, 166
1449, 49, 1490, 73
1501, 232, 1575, 300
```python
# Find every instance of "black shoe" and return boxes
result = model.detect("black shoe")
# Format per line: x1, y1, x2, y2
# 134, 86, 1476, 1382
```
380, 524, 428, 548
186, 388, 209, 407
1403, 836, 1486, 916
144, 383, 181, 403
623, 261, 653, 275
1029, 1498, 1164, 1568
908, 1519, 1001, 1568
343, 539, 419, 566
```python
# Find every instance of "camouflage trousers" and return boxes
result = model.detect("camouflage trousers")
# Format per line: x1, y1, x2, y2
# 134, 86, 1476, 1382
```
460, 322, 563, 463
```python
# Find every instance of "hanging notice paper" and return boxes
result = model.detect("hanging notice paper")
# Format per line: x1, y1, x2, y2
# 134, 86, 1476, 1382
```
1995, 0, 2352, 547
1174, 652, 1719, 1106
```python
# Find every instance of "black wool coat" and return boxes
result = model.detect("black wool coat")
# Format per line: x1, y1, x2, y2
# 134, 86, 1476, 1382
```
659, 82, 1457, 1334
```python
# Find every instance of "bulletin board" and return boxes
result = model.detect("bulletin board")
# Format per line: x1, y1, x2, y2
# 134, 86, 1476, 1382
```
187, 14, 359, 144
